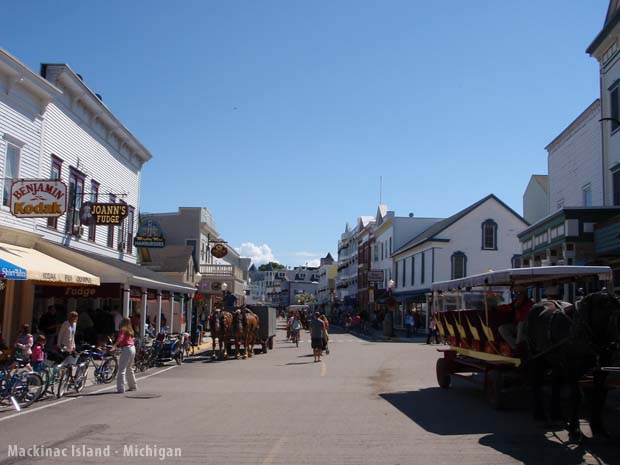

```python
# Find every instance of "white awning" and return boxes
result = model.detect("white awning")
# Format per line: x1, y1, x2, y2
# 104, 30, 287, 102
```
0, 242, 99, 285
431, 266, 612, 291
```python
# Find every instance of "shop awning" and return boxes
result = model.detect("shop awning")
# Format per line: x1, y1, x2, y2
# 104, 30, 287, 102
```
36, 240, 195, 294
0, 242, 99, 285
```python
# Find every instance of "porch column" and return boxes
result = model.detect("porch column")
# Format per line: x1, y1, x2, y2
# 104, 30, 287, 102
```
170, 295, 175, 334
187, 295, 193, 336
156, 292, 163, 334
122, 286, 131, 318
140, 288, 147, 340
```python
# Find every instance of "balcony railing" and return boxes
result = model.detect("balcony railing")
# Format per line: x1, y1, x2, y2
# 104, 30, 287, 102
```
200, 264, 245, 281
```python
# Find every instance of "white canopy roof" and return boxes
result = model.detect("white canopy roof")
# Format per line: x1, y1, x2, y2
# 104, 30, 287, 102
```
431, 266, 612, 292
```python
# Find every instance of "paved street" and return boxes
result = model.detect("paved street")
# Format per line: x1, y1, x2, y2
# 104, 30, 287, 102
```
0, 323, 618, 465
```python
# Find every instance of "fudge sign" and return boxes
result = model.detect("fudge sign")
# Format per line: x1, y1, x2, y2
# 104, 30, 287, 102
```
10, 180, 67, 218
79, 202, 128, 225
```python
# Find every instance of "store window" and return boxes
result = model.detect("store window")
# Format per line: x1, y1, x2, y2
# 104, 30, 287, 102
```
88, 180, 99, 241
47, 156, 63, 228
2, 142, 20, 207
66, 168, 85, 235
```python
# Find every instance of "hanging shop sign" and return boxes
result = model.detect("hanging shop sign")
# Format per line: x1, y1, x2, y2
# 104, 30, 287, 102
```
10, 179, 67, 218
367, 270, 385, 283
211, 243, 228, 259
79, 202, 128, 226
134, 218, 165, 248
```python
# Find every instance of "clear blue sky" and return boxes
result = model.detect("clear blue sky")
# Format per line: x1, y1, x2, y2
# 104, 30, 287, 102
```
3, 0, 609, 266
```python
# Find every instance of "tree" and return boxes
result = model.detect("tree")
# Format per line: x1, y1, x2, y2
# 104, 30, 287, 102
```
258, 262, 286, 271
295, 293, 316, 305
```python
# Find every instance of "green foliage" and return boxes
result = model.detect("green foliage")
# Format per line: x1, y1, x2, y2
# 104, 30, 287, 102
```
258, 262, 286, 271
295, 293, 316, 304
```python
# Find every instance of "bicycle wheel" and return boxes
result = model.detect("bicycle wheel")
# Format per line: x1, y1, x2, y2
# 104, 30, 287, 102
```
11, 373, 44, 408
99, 357, 118, 384
56, 367, 70, 398
74, 365, 88, 393
39, 368, 51, 397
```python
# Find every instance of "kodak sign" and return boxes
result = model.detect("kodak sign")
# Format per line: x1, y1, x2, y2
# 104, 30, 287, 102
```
10, 180, 67, 218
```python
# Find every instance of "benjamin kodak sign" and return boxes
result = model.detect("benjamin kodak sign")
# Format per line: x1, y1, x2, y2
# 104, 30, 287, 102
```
10, 180, 67, 218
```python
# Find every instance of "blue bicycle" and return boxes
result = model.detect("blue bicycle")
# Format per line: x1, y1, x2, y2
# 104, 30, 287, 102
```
0, 353, 44, 409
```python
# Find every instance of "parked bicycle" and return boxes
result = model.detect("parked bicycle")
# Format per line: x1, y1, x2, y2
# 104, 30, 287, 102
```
77, 344, 118, 384
0, 352, 44, 409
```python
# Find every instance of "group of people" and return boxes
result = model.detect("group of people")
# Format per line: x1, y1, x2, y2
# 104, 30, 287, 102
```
286, 311, 330, 361
1, 306, 146, 395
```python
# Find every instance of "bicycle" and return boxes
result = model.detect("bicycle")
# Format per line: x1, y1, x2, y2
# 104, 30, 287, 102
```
77, 345, 118, 384
56, 352, 90, 398
0, 353, 44, 409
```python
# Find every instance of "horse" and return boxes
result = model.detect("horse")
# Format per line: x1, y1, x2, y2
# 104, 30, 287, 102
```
208, 311, 220, 360
212, 311, 233, 360
527, 291, 620, 442
243, 313, 260, 358
232, 310, 245, 359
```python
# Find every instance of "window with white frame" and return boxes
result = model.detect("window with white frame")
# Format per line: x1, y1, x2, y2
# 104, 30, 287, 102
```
481, 219, 498, 250
582, 184, 592, 207
451, 251, 467, 279
2, 143, 20, 207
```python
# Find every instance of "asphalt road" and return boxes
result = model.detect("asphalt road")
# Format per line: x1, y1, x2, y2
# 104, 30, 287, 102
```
0, 323, 618, 465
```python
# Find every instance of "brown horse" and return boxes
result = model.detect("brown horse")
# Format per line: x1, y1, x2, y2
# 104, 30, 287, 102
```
213, 311, 233, 360
243, 313, 260, 358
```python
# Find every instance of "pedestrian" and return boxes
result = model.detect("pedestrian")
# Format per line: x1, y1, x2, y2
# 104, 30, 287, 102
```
319, 314, 330, 354
113, 317, 137, 394
426, 315, 440, 345
14, 324, 33, 361
310, 312, 326, 362
39, 305, 60, 349
31, 335, 46, 372
404, 311, 414, 338
57, 311, 78, 354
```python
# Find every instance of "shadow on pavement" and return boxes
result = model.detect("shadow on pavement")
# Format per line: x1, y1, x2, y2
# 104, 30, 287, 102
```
380, 387, 620, 465
282, 362, 315, 366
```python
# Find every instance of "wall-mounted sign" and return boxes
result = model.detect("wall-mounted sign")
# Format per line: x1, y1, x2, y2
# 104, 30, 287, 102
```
211, 243, 228, 259
10, 179, 67, 218
134, 218, 165, 248
367, 270, 385, 283
0, 258, 27, 280
79, 202, 128, 225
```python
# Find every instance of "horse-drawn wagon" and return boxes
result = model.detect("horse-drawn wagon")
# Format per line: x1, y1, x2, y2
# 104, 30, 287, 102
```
431, 265, 618, 419
249, 305, 277, 353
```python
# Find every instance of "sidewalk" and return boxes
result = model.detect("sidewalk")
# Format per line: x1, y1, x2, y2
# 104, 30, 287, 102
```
340, 325, 431, 343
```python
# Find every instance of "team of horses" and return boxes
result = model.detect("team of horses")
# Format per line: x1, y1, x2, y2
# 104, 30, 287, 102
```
208, 309, 259, 360
527, 290, 620, 442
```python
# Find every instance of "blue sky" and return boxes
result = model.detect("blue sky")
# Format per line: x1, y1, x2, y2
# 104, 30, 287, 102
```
3, 1, 609, 266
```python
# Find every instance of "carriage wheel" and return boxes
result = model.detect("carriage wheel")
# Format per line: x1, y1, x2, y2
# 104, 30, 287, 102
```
485, 369, 504, 410
436, 358, 451, 389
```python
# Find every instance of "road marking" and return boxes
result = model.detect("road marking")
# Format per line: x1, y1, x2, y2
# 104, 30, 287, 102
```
320, 361, 327, 377
0, 365, 177, 423
261, 435, 285, 465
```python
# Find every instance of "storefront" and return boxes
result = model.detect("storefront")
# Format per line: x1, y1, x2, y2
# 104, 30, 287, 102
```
0, 241, 99, 344
35, 241, 197, 339
392, 289, 431, 332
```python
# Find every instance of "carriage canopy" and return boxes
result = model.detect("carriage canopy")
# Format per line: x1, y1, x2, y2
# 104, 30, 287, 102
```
431, 266, 612, 292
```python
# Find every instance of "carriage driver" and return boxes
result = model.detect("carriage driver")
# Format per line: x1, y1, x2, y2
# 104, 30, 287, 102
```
498, 286, 534, 350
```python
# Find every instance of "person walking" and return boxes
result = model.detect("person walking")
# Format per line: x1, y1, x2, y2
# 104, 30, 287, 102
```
426, 315, 440, 345
57, 311, 78, 354
319, 314, 330, 354
113, 318, 137, 394
310, 312, 326, 362
404, 311, 414, 338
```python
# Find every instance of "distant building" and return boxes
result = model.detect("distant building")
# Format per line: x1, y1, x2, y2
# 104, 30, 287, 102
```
523, 175, 549, 225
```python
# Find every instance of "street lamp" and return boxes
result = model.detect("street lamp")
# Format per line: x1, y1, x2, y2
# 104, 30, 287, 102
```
384, 279, 396, 337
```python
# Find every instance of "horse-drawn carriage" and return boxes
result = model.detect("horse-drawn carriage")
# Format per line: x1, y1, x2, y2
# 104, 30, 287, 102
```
432, 265, 620, 439
249, 305, 277, 353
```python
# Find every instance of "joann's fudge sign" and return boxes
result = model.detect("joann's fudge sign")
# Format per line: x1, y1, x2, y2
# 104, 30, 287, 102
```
79, 202, 128, 225
10, 180, 67, 218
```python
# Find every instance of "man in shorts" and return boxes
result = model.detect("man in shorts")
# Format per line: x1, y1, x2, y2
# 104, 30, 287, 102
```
310, 312, 326, 362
